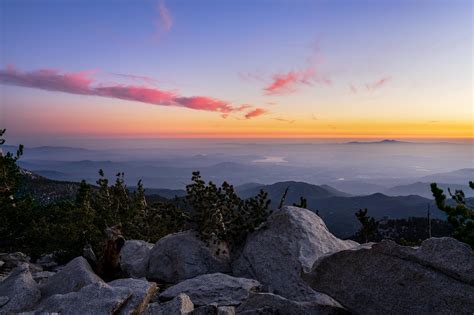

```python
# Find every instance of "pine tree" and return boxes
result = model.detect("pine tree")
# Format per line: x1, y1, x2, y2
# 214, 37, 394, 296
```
431, 182, 474, 248
355, 208, 379, 243
293, 196, 307, 208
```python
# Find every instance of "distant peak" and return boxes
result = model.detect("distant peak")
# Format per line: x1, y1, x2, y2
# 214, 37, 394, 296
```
347, 139, 408, 144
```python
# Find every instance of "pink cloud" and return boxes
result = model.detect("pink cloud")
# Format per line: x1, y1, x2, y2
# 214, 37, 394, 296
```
366, 76, 391, 91
0, 65, 94, 95
264, 67, 331, 95
0, 66, 257, 116
95, 85, 176, 105
174, 96, 234, 113
245, 108, 267, 119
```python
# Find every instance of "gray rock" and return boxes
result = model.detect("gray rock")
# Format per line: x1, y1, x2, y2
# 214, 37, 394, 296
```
40, 256, 103, 298
83, 243, 98, 265
120, 240, 153, 278
233, 206, 357, 301
109, 277, 158, 315
160, 273, 260, 307
236, 293, 349, 315
375, 237, 474, 284
303, 238, 474, 314
191, 304, 218, 315
217, 306, 235, 315
0, 264, 41, 313
32, 270, 56, 284
0, 252, 30, 269
148, 231, 231, 283
146, 293, 194, 315
0, 296, 8, 307
36, 281, 132, 314
147, 231, 231, 283
36, 253, 58, 270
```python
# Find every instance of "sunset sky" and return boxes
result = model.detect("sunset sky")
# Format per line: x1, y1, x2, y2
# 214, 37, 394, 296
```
1, 0, 473, 142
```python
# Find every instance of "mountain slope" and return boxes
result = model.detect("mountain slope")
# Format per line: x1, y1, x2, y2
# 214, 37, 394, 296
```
384, 181, 474, 198
236, 181, 351, 203
418, 168, 474, 184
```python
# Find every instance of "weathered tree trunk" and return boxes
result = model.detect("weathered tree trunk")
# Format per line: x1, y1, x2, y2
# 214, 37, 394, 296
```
95, 225, 125, 280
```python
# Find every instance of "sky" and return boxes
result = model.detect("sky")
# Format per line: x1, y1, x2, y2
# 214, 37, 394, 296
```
0, 0, 473, 143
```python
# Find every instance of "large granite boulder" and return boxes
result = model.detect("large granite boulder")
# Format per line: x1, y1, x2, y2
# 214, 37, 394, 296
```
40, 256, 103, 298
147, 231, 231, 283
374, 237, 474, 284
109, 278, 158, 315
120, 240, 153, 278
233, 206, 357, 301
303, 238, 474, 314
0, 264, 41, 313
236, 293, 349, 315
35, 281, 132, 314
146, 293, 194, 315
160, 273, 260, 307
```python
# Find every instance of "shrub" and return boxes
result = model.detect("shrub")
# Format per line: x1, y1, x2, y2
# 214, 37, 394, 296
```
431, 182, 474, 248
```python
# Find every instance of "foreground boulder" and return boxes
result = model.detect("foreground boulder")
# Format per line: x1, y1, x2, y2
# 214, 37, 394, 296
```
233, 206, 357, 301
160, 273, 260, 307
40, 256, 103, 298
146, 293, 194, 315
374, 237, 474, 284
236, 293, 349, 315
109, 278, 158, 315
36, 281, 132, 314
120, 240, 153, 278
303, 238, 474, 314
148, 231, 231, 283
0, 264, 41, 313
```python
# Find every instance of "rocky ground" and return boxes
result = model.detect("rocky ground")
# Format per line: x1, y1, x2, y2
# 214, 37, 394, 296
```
0, 206, 473, 314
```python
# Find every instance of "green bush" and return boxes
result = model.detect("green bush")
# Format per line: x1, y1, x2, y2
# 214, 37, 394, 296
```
186, 171, 271, 249
0, 130, 271, 262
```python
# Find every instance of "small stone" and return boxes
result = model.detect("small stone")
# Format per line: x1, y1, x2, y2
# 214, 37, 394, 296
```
108, 277, 158, 315
146, 293, 194, 315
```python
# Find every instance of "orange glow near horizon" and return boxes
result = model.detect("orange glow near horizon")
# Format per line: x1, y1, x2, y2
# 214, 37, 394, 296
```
5, 103, 472, 140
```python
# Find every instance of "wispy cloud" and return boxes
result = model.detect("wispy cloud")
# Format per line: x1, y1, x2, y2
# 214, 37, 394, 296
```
155, 0, 173, 40
238, 71, 266, 82
365, 76, 391, 91
108, 72, 158, 85
349, 83, 357, 94
263, 67, 331, 95
245, 108, 267, 119
0, 66, 256, 115
273, 117, 295, 123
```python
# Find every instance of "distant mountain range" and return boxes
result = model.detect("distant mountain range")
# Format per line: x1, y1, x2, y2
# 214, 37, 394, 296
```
383, 181, 474, 198
228, 181, 447, 237
140, 180, 456, 238
20, 170, 474, 238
